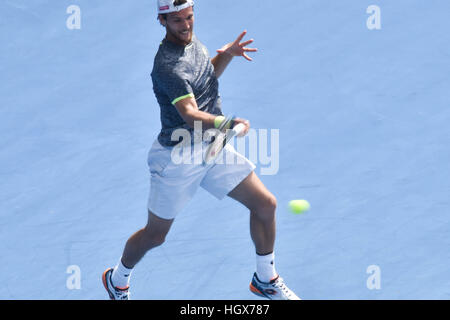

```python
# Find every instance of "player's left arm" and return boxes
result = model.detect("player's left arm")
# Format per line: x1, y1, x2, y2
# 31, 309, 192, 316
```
211, 30, 258, 79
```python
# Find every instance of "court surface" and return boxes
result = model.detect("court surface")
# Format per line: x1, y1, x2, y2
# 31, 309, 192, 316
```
0, 0, 448, 299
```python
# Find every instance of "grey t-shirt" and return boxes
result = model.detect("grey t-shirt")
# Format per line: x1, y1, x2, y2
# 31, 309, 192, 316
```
151, 34, 223, 147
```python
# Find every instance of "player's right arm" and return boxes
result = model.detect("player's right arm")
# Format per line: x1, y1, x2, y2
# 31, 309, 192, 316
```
174, 96, 250, 135
173, 96, 217, 129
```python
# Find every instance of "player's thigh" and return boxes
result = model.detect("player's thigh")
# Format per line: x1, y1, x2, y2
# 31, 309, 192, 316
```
200, 144, 256, 200
147, 140, 206, 220
227, 171, 277, 213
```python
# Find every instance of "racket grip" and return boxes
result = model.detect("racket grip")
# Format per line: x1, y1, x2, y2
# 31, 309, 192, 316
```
232, 123, 246, 136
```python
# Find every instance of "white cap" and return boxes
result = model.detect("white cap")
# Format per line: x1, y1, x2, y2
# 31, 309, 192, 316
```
157, 0, 194, 15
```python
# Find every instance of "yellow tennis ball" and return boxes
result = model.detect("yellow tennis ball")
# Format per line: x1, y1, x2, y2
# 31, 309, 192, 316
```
289, 200, 310, 214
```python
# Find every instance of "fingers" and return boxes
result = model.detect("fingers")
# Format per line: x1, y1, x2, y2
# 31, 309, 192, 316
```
234, 118, 250, 129
243, 53, 253, 61
240, 120, 250, 137
235, 30, 247, 43
238, 34, 257, 57
240, 39, 254, 47
227, 30, 257, 61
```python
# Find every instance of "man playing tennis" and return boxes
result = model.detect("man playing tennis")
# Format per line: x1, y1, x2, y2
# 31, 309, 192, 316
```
102, 0, 299, 300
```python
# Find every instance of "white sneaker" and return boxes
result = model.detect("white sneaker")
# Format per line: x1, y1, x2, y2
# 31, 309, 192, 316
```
250, 272, 301, 300
102, 268, 130, 300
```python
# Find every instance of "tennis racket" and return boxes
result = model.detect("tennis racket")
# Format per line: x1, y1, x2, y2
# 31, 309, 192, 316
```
203, 123, 246, 165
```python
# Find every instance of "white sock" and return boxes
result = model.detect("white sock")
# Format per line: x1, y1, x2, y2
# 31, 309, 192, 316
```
111, 259, 133, 289
256, 252, 278, 283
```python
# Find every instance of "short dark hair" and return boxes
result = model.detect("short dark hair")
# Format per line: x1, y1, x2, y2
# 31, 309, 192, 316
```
173, 0, 188, 5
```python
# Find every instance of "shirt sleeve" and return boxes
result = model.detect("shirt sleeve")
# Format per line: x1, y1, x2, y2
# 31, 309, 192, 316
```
157, 68, 195, 105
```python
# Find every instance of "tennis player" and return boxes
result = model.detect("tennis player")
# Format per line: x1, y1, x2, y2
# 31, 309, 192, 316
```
102, 0, 299, 300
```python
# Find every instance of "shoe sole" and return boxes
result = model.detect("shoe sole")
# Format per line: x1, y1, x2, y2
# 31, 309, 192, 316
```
102, 268, 115, 300
250, 280, 301, 300
249, 282, 268, 299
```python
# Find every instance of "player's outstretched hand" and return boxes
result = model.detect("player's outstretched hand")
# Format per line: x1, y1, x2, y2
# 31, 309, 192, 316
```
217, 30, 258, 61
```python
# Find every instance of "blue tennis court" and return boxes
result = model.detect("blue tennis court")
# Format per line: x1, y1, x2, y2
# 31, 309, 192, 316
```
0, 0, 448, 299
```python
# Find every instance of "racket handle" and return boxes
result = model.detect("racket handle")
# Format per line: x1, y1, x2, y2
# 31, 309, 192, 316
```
232, 123, 246, 136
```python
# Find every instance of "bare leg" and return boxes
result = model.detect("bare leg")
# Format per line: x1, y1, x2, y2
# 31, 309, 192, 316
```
228, 171, 277, 255
121, 211, 174, 268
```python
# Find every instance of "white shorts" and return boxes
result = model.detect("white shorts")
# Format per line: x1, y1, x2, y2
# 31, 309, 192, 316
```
147, 139, 256, 220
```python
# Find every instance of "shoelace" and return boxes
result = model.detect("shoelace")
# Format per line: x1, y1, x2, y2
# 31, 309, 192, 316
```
273, 278, 293, 298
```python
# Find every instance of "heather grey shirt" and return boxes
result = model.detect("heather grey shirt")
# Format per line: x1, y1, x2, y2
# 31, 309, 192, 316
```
151, 34, 223, 147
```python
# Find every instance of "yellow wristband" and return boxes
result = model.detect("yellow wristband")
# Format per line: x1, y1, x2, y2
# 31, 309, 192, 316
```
214, 116, 225, 129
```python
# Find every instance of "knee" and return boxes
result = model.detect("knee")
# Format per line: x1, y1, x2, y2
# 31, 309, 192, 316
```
266, 194, 277, 212
252, 194, 277, 220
